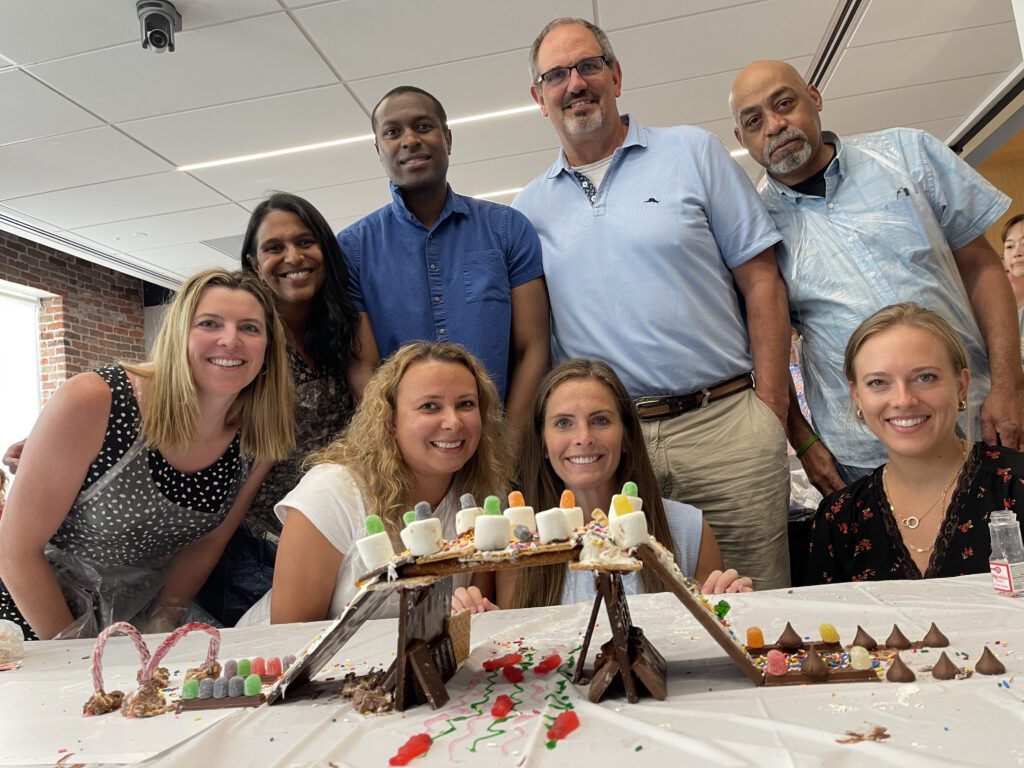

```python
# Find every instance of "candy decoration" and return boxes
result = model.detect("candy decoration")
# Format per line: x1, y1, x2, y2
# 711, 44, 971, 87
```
460, 493, 477, 510
800, 646, 828, 680
403, 510, 416, 525
818, 623, 840, 644
491, 694, 513, 718
366, 514, 385, 535
547, 710, 580, 741
502, 665, 524, 683
508, 490, 525, 507
228, 676, 245, 697
513, 524, 533, 543
250, 657, 266, 676
483, 653, 523, 671
483, 496, 502, 515
848, 646, 872, 671
282, 654, 296, 670
266, 657, 283, 677
180, 679, 200, 700
776, 623, 803, 650
83, 622, 152, 717
851, 625, 877, 651
714, 600, 731, 619
534, 653, 562, 675
885, 624, 911, 649
223, 659, 237, 679
931, 652, 959, 680
198, 678, 214, 699
746, 627, 765, 649
237, 659, 251, 677
611, 495, 633, 516
976, 646, 1006, 675
921, 623, 949, 647
765, 650, 789, 676
125, 622, 221, 718
622, 481, 639, 497
213, 678, 228, 698
389, 733, 432, 766
244, 674, 262, 696
560, 490, 576, 508
886, 653, 915, 683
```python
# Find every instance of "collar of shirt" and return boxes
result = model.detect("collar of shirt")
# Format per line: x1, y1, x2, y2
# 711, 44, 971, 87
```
763, 130, 846, 202
387, 181, 470, 229
546, 114, 646, 179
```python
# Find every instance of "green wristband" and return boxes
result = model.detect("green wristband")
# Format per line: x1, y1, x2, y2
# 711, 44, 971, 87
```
796, 434, 820, 459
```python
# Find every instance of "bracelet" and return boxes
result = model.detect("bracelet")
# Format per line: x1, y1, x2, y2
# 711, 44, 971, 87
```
796, 434, 820, 458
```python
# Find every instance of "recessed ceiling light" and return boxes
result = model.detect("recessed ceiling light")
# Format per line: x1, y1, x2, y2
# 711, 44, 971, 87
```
473, 187, 523, 200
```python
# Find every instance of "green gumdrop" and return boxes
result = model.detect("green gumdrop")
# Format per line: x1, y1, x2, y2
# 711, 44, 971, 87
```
714, 599, 731, 619
237, 658, 251, 677
244, 674, 262, 696
403, 510, 416, 526
365, 514, 385, 536
622, 481, 638, 496
180, 679, 200, 700
483, 495, 501, 515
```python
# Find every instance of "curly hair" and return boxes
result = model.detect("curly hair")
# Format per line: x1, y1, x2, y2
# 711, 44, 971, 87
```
512, 359, 678, 607
307, 342, 512, 536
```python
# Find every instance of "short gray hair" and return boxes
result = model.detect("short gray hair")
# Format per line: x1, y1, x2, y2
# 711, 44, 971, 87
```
529, 17, 617, 83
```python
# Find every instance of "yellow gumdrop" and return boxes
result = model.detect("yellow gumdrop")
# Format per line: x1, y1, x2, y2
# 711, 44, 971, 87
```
612, 495, 634, 516
508, 490, 525, 507
591, 508, 609, 526
819, 622, 840, 644
559, 489, 576, 508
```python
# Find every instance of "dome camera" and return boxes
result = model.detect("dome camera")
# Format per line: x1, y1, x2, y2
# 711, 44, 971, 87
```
137, 0, 182, 53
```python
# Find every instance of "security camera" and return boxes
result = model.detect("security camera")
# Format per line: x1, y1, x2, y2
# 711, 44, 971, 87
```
137, 0, 182, 54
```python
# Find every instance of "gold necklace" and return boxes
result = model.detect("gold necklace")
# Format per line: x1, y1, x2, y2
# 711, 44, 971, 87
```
882, 441, 967, 553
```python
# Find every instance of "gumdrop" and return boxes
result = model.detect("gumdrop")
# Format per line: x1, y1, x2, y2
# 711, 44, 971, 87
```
746, 627, 765, 648
819, 622, 840, 644
491, 694, 513, 718
180, 679, 200, 700
502, 665, 524, 683
228, 675, 245, 697
282, 654, 296, 670
714, 599, 730, 619
223, 659, 237, 678
848, 646, 872, 671
483, 653, 523, 671
534, 653, 562, 675
765, 649, 789, 676
237, 658, 251, 677
198, 678, 214, 699
250, 657, 266, 676
213, 677, 228, 698
243, 674, 261, 696
547, 710, 580, 740
389, 733, 432, 766
266, 657, 283, 677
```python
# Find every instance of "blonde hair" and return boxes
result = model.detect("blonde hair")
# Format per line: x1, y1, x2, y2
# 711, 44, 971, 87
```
307, 342, 511, 536
512, 359, 678, 608
124, 268, 294, 462
844, 302, 969, 384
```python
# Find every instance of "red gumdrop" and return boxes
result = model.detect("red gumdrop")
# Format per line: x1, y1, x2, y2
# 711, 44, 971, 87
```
250, 657, 267, 676
389, 733, 431, 766
483, 653, 523, 671
265, 657, 282, 676
491, 694, 513, 718
502, 665, 524, 683
546, 710, 580, 740
534, 653, 562, 675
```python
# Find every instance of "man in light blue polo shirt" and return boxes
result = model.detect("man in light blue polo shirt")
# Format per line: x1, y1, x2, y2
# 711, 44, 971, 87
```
730, 60, 1023, 492
339, 86, 549, 436
515, 18, 794, 590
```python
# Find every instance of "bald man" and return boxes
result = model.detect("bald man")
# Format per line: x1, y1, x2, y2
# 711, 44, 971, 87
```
730, 60, 1021, 492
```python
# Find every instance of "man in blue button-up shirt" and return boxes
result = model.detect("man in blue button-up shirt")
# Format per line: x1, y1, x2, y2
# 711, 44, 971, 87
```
339, 86, 549, 438
731, 60, 1023, 492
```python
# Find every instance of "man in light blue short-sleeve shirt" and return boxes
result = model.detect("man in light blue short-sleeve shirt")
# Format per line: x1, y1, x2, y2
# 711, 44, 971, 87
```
515, 18, 794, 590
731, 60, 1023, 493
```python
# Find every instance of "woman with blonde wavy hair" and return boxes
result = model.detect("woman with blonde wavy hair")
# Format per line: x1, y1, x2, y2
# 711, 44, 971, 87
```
0, 268, 293, 640
239, 341, 511, 625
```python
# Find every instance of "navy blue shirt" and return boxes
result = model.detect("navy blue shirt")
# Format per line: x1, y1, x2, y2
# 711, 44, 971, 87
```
339, 184, 544, 399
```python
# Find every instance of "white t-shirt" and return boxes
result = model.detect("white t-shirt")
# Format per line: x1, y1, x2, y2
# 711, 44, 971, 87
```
237, 463, 463, 626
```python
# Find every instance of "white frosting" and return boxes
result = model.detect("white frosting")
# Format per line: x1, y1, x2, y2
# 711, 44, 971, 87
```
536, 508, 571, 544
405, 518, 443, 556
455, 506, 482, 535
474, 515, 512, 551
611, 510, 648, 548
561, 506, 585, 531
355, 530, 395, 571
578, 527, 636, 568
503, 506, 536, 533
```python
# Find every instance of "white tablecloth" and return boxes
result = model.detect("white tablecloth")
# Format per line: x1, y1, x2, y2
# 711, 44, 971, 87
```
1, 574, 1021, 767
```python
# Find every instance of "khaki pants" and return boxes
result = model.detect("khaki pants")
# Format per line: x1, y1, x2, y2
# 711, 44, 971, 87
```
640, 389, 791, 590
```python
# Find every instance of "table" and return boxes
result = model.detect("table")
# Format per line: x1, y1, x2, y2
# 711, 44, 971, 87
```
1, 574, 1021, 767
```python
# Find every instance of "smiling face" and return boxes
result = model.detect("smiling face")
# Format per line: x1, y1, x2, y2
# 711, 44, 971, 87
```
850, 325, 969, 460
730, 60, 831, 185
373, 91, 452, 193
542, 377, 624, 504
251, 209, 326, 310
530, 23, 622, 144
393, 359, 482, 495
1003, 220, 1024, 277
187, 285, 268, 399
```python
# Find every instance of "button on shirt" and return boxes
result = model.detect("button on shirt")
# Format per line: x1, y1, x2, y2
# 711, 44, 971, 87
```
512, 116, 781, 397
339, 184, 543, 399
759, 128, 1010, 467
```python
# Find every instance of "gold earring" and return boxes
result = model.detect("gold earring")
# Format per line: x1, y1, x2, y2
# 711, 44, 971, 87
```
958, 399, 967, 412
856, 408, 864, 421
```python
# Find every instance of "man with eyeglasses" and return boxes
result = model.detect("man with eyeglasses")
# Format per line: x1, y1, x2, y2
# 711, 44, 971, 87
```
729, 60, 1021, 493
513, 18, 794, 590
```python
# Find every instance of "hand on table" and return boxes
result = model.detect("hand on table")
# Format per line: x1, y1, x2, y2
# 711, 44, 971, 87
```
701, 569, 753, 594
452, 586, 499, 615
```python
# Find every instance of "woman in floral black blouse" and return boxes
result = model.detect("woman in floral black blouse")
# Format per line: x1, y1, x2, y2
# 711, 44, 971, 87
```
805, 302, 1024, 584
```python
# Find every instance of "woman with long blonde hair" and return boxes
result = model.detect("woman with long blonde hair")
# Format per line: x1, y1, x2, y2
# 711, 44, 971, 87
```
0, 269, 293, 639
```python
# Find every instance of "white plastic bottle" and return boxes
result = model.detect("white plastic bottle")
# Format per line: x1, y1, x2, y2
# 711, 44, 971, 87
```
989, 509, 1024, 596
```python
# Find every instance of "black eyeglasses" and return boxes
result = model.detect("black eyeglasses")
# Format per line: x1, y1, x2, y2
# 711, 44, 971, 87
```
536, 55, 611, 87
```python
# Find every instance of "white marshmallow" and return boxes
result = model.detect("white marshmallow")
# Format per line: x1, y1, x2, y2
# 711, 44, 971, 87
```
405, 518, 443, 557
536, 508, 571, 544
356, 530, 395, 571
608, 493, 643, 519
561, 506, 585, 531
456, 506, 482, 535
474, 515, 512, 551
611, 510, 648, 548
503, 505, 536, 533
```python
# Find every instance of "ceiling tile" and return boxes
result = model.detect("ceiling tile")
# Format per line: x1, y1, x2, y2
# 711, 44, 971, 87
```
131, 242, 238, 279
262, 178, 392, 222
911, 117, 966, 143
119, 84, 370, 166
4, 173, 229, 230
0, 70, 102, 146
598, 0, 768, 30
27, 14, 337, 123
850, 0, 1014, 47
446, 149, 560, 197
295, 0, 591, 80
826, 23, 1021, 99
0, 127, 170, 201
71, 204, 251, 252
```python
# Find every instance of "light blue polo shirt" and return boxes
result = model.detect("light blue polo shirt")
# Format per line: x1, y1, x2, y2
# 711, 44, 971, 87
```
513, 116, 781, 397
759, 129, 1009, 467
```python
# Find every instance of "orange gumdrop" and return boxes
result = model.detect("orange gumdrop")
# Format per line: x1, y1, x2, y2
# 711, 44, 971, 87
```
508, 490, 525, 507
559, 490, 576, 508
746, 627, 765, 648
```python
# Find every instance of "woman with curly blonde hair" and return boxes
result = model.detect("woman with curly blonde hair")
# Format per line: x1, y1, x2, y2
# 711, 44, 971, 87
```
239, 341, 512, 625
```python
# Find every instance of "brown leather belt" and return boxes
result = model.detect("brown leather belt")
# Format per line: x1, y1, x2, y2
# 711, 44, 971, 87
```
634, 373, 754, 421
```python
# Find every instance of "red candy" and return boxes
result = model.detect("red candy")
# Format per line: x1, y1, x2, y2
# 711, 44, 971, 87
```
389, 733, 432, 766
483, 653, 523, 671
250, 656, 266, 676
534, 653, 562, 675
491, 694, 513, 718
547, 710, 579, 741
265, 657, 282, 676
502, 665, 524, 683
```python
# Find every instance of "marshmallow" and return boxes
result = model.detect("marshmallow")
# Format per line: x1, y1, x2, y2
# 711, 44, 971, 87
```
474, 495, 511, 551
456, 492, 482, 535
536, 508, 571, 543
610, 510, 648, 548
503, 490, 536, 533
355, 514, 395, 570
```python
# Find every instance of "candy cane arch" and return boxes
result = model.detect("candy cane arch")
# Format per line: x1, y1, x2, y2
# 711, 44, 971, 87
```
140, 622, 220, 685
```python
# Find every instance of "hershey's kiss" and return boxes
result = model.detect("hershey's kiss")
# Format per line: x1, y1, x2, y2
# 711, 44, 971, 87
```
885, 624, 911, 650
885, 653, 915, 683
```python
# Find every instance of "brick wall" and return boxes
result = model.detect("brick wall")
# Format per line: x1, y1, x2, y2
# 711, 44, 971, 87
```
0, 230, 145, 404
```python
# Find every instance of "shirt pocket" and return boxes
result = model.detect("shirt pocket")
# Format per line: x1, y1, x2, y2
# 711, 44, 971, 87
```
462, 249, 510, 304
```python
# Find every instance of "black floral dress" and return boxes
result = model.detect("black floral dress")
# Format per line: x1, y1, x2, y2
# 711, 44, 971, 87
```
805, 443, 1024, 584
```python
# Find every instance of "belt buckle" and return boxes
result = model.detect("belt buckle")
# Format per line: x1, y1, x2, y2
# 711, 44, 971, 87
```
635, 397, 670, 419
699, 387, 711, 409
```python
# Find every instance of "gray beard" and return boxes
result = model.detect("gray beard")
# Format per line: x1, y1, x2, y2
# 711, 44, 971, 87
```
765, 130, 814, 177
564, 106, 605, 135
